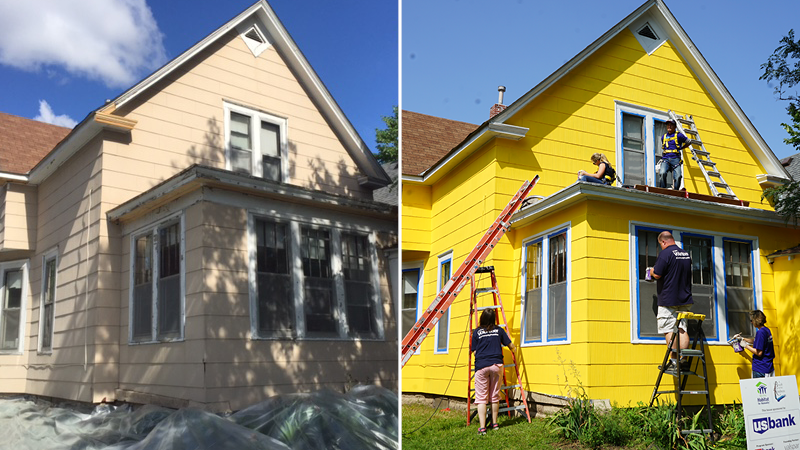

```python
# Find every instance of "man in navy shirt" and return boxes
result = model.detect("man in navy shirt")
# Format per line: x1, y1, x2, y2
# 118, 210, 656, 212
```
658, 119, 687, 190
648, 231, 693, 370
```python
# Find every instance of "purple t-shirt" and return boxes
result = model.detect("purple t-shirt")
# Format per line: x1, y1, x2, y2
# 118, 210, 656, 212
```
472, 326, 511, 372
752, 326, 775, 374
652, 244, 693, 307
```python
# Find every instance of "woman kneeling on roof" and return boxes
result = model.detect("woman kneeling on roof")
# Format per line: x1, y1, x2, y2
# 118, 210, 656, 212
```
577, 153, 615, 185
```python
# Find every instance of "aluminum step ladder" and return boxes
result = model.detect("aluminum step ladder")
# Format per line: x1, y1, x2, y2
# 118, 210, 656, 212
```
649, 312, 715, 440
466, 266, 532, 425
668, 110, 738, 200
400, 176, 539, 367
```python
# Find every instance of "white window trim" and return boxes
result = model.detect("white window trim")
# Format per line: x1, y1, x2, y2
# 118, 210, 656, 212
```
615, 101, 680, 188
628, 221, 761, 345
402, 261, 425, 355
520, 223, 572, 347
434, 250, 453, 354
223, 101, 288, 182
38, 248, 58, 354
127, 213, 186, 344
247, 212, 385, 341
0, 260, 29, 355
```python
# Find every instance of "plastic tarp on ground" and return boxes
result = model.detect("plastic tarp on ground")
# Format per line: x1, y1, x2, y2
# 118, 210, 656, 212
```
0, 385, 398, 450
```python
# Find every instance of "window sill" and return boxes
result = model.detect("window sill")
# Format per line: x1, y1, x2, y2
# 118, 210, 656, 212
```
128, 337, 185, 345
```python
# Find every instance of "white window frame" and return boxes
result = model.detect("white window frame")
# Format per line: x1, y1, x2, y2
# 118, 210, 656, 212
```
0, 260, 28, 354
247, 212, 385, 341
402, 261, 425, 355
38, 249, 58, 354
434, 251, 453, 354
628, 221, 761, 345
615, 101, 681, 188
520, 223, 572, 347
224, 101, 288, 182
128, 213, 186, 344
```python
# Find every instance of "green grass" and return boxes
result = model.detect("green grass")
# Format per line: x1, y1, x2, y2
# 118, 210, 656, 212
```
401, 403, 571, 450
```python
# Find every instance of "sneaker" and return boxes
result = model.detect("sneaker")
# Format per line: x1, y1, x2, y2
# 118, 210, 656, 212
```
658, 360, 676, 371
478, 427, 487, 436
679, 359, 692, 371
491, 423, 500, 431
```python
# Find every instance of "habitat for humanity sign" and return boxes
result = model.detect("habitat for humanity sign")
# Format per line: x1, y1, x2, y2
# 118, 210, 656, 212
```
740, 375, 800, 450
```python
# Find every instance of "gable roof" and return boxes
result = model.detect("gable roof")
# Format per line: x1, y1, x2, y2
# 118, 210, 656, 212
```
401, 110, 478, 176
0, 112, 70, 178
781, 153, 800, 180
403, 0, 791, 185
19, 0, 389, 188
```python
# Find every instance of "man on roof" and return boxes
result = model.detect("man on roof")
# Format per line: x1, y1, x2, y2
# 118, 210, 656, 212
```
658, 119, 687, 190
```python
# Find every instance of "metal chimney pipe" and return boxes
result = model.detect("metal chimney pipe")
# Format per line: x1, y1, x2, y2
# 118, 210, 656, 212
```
497, 86, 506, 105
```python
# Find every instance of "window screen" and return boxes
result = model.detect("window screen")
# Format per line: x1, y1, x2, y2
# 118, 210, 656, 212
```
256, 219, 292, 336
158, 223, 181, 338
342, 233, 376, 336
1, 269, 22, 350
524, 242, 542, 342
402, 269, 420, 338
301, 227, 336, 335
622, 113, 645, 186
637, 229, 662, 338
725, 241, 754, 338
548, 233, 567, 339
436, 259, 451, 352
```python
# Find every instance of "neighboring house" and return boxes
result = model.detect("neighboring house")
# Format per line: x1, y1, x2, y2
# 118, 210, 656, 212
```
401, 0, 799, 408
0, 0, 396, 412
780, 152, 800, 180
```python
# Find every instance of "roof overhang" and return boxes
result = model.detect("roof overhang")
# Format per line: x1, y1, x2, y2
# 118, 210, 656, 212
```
756, 174, 789, 190
105, 0, 389, 188
107, 165, 395, 224
489, 0, 790, 181
402, 122, 528, 185
511, 182, 787, 229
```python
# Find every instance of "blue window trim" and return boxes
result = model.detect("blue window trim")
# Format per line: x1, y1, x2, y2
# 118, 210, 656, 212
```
619, 110, 647, 186
434, 256, 452, 354
721, 238, 757, 340
520, 226, 570, 346
521, 238, 544, 344
546, 229, 569, 342
680, 231, 721, 341
634, 225, 671, 341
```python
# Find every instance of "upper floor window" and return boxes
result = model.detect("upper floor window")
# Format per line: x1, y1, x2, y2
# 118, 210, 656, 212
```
0, 262, 26, 353
224, 102, 287, 182
130, 217, 184, 343
616, 102, 674, 187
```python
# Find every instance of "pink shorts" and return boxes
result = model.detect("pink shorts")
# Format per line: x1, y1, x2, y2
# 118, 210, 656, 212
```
474, 363, 503, 404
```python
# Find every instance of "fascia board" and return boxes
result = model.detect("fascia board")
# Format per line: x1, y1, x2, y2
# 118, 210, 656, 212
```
28, 118, 104, 185
0, 173, 29, 182
651, 1, 790, 179
511, 183, 786, 229
414, 124, 529, 185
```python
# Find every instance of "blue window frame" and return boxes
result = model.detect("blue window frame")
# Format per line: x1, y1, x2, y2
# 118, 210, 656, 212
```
435, 255, 452, 353
723, 239, 756, 338
521, 227, 569, 345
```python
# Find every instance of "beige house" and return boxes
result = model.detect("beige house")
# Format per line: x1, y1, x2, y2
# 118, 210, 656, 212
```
0, 0, 397, 412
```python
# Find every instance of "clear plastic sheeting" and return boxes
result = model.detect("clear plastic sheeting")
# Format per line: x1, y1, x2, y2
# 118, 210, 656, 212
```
0, 385, 398, 450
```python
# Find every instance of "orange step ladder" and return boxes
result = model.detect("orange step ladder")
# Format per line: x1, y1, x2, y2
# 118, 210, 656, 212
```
467, 266, 532, 425
400, 176, 539, 367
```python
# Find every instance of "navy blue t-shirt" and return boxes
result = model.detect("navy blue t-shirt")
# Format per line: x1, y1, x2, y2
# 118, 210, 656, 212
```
471, 326, 511, 372
752, 326, 775, 374
662, 132, 687, 159
652, 244, 693, 307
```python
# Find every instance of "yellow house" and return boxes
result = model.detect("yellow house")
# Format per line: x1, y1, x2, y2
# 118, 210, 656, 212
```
401, 0, 799, 407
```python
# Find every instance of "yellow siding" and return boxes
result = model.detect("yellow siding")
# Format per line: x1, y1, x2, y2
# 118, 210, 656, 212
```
772, 256, 800, 380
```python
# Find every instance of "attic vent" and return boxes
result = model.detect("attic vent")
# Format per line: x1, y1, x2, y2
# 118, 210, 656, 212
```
245, 26, 265, 44
637, 23, 658, 40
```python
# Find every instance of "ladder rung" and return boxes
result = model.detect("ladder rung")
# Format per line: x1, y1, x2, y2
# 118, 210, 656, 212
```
681, 429, 713, 435
680, 349, 704, 357
719, 193, 738, 199
501, 384, 521, 390
686, 139, 702, 146
681, 390, 709, 395
682, 128, 698, 134
475, 266, 494, 273
697, 159, 715, 166
693, 149, 710, 157
476, 305, 501, 311
474, 288, 497, 294
712, 182, 729, 188
499, 405, 527, 413
677, 117, 693, 125
706, 171, 720, 177
503, 363, 516, 368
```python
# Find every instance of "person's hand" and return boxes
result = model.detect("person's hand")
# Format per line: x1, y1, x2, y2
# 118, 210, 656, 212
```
578, 170, 585, 176
732, 333, 741, 340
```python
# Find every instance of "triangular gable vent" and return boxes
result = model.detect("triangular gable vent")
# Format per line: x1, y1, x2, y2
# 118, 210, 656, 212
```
239, 23, 272, 57
637, 23, 658, 40
245, 27, 265, 44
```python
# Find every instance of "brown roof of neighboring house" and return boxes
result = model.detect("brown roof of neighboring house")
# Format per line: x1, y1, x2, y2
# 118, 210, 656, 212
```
0, 112, 71, 175
401, 110, 478, 176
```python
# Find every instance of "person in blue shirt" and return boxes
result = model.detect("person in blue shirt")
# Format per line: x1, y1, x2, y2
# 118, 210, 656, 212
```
658, 119, 688, 190
647, 231, 693, 371
734, 310, 776, 378
471, 308, 515, 435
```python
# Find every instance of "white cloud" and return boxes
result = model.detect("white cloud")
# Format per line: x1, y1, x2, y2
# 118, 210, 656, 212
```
0, 0, 167, 88
34, 100, 78, 128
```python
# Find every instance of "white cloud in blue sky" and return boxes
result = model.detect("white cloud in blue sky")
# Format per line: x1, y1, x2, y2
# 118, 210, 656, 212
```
0, 0, 167, 88
34, 100, 77, 128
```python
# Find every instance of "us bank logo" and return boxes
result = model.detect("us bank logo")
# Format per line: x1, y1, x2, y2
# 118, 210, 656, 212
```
753, 414, 797, 434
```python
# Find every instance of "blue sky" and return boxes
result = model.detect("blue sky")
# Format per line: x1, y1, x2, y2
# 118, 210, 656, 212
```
402, 0, 800, 160
0, 0, 398, 152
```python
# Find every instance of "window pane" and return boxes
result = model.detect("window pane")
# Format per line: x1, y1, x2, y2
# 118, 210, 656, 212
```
622, 114, 644, 143
304, 277, 337, 335
231, 148, 252, 175
725, 241, 754, 338
230, 112, 251, 149
256, 220, 289, 275
623, 149, 645, 186
1, 309, 19, 350
301, 227, 331, 279
41, 258, 57, 350
342, 233, 375, 336
548, 281, 567, 340
1, 269, 23, 350
4, 270, 22, 309
157, 223, 181, 339
257, 273, 293, 336
436, 260, 451, 351
524, 242, 542, 341
653, 120, 668, 158
622, 113, 645, 185
684, 236, 716, 339
637, 230, 662, 338
402, 270, 420, 337
262, 156, 281, 182
133, 234, 153, 341
260, 121, 280, 157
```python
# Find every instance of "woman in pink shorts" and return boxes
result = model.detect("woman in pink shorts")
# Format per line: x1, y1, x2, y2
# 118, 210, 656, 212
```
471, 309, 516, 435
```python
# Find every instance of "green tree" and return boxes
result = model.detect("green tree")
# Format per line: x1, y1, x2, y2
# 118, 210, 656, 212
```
761, 30, 800, 226
374, 106, 397, 164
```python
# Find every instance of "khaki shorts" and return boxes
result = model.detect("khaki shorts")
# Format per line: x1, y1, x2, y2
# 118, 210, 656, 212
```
657, 305, 692, 334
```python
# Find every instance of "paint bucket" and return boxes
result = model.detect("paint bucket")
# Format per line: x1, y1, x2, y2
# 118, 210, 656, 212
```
645, 267, 652, 281
727, 337, 743, 353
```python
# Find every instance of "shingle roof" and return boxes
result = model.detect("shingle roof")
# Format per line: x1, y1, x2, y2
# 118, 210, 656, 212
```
372, 162, 398, 205
401, 110, 478, 176
0, 112, 71, 175
780, 153, 800, 181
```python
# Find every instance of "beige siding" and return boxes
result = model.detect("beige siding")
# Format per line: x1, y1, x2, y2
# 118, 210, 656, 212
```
111, 30, 372, 202
0, 184, 37, 251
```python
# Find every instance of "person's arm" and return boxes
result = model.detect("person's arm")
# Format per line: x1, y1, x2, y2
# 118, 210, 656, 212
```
733, 333, 763, 357
678, 133, 688, 150
593, 163, 606, 179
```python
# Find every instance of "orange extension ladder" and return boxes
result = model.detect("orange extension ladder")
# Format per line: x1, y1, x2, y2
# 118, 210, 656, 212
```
467, 266, 532, 425
400, 176, 539, 367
